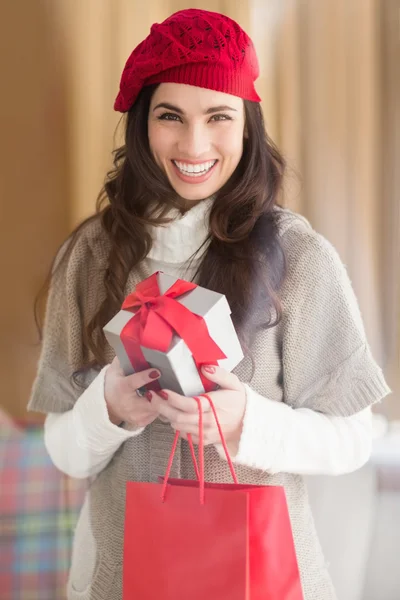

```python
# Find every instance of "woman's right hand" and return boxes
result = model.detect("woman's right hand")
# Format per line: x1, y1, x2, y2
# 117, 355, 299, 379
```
104, 357, 162, 427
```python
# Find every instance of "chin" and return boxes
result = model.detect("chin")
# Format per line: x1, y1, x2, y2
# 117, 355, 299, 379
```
181, 191, 215, 202
172, 184, 218, 202
170, 181, 220, 202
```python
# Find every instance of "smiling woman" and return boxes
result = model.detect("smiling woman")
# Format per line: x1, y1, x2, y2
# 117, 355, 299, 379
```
27, 7, 391, 600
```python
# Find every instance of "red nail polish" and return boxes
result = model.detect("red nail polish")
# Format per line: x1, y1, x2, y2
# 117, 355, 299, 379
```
159, 390, 168, 400
149, 370, 160, 379
145, 390, 153, 402
203, 365, 216, 374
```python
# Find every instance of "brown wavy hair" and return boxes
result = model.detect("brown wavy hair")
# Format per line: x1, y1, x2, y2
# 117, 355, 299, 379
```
36, 84, 288, 375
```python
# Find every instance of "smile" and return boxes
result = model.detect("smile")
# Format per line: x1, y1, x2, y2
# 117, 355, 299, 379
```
172, 160, 217, 177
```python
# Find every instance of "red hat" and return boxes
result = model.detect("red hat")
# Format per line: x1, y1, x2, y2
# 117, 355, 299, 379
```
114, 8, 261, 112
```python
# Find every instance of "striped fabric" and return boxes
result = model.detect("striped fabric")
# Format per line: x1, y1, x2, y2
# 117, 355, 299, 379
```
0, 423, 86, 600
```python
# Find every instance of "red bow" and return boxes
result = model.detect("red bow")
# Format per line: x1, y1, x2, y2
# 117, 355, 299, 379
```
120, 273, 226, 393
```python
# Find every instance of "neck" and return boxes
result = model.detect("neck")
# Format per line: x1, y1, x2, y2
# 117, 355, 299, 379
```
178, 197, 208, 213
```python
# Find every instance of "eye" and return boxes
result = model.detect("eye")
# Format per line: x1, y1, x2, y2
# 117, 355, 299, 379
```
157, 112, 182, 122
210, 114, 232, 122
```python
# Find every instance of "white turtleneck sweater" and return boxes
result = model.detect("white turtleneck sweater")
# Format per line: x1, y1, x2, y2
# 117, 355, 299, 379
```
44, 200, 372, 479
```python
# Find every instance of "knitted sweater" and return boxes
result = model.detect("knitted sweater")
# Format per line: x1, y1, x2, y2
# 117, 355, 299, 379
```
28, 204, 391, 600
44, 200, 372, 481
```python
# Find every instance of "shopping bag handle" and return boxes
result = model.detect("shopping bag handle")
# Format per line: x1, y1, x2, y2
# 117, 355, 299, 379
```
161, 394, 238, 504
186, 433, 201, 480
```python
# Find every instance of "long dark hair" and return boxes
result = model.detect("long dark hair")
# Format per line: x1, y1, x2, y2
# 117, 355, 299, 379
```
35, 84, 287, 373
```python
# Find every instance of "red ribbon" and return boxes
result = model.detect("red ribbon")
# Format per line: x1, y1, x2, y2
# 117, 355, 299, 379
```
120, 272, 226, 393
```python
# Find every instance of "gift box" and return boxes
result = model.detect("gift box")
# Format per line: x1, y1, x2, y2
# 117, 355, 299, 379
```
103, 272, 243, 397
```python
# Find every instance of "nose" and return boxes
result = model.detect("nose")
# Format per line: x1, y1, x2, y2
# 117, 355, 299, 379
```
177, 123, 211, 158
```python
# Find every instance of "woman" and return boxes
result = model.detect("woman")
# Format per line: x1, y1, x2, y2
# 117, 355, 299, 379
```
28, 9, 391, 600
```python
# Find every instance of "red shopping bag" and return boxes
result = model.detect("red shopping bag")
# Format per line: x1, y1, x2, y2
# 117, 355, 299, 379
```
123, 395, 304, 600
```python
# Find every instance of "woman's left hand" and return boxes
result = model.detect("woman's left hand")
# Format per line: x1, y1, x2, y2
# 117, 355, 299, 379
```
150, 365, 247, 446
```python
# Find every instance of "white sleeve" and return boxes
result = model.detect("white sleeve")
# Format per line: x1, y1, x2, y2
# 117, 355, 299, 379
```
44, 365, 145, 479
215, 385, 373, 476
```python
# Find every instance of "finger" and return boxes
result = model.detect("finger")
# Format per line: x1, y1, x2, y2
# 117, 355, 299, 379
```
160, 390, 210, 414
151, 393, 181, 423
172, 422, 199, 435
125, 368, 161, 391
170, 414, 202, 430
179, 432, 214, 446
179, 432, 200, 445
201, 365, 243, 392
170, 411, 214, 431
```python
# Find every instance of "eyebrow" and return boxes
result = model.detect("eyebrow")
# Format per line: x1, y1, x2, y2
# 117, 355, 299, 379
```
153, 102, 237, 115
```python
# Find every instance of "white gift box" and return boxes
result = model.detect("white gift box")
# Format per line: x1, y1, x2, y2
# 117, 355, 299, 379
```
103, 272, 244, 397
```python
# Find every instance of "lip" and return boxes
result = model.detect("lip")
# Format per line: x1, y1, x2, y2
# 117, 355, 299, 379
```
172, 159, 218, 165
171, 159, 218, 184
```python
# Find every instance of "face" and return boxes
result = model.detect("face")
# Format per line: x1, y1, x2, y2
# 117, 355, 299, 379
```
148, 83, 246, 202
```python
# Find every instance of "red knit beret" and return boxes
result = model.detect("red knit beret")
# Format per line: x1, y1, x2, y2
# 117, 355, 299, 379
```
114, 8, 261, 112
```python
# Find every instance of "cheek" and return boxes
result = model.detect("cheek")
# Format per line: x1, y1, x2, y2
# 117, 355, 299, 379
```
216, 127, 244, 164
148, 123, 174, 162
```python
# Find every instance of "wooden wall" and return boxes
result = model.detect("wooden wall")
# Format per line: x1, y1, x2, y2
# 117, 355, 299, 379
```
1, 1, 70, 421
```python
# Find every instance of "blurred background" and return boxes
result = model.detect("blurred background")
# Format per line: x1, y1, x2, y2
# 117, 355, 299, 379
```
0, 1, 399, 599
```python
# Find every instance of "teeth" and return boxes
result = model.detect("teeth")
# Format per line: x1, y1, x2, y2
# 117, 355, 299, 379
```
174, 160, 216, 176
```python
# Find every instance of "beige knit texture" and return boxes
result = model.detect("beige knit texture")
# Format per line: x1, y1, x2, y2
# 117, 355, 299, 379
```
28, 207, 391, 600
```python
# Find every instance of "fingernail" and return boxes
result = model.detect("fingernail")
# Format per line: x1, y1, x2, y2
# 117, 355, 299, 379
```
203, 365, 216, 374
149, 370, 160, 379
159, 390, 168, 400
145, 390, 153, 402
